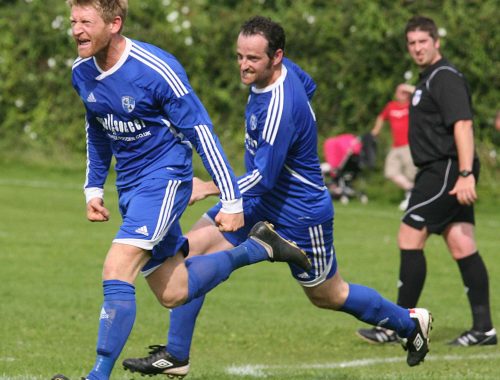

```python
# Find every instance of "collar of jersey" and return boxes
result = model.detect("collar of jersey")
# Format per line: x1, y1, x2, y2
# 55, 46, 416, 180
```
251, 64, 288, 94
94, 37, 132, 80
419, 57, 447, 80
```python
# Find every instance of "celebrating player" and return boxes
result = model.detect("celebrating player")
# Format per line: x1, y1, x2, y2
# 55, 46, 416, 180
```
51, 2, 311, 380
123, 16, 433, 378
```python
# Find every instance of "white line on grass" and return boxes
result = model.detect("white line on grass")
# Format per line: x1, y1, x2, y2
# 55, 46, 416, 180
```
1, 353, 498, 379
225, 352, 500, 377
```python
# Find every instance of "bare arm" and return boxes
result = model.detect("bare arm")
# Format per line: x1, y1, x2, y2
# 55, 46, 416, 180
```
190, 177, 244, 232
370, 116, 385, 137
189, 177, 220, 205
449, 120, 476, 205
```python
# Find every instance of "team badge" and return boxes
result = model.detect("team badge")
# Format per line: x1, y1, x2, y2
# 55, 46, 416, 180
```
249, 114, 257, 130
121, 96, 136, 113
412, 89, 422, 106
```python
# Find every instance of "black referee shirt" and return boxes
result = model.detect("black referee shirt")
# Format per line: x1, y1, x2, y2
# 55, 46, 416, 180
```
409, 58, 474, 167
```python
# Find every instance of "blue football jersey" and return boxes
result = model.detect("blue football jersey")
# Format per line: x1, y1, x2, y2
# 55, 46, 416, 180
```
71, 38, 241, 211
239, 58, 333, 227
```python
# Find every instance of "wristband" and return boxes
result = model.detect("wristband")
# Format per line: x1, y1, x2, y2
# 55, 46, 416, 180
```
458, 170, 472, 178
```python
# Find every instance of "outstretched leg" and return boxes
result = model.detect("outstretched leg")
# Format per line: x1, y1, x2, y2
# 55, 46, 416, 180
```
124, 222, 311, 377
305, 272, 432, 367
147, 221, 311, 309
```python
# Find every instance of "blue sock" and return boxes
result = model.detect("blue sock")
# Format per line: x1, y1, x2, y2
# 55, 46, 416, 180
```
166, 295, 205, 361
184, 238, 267, 303
166, 240, 267, 361
340, 283, 415, 338
87, 280, 136, 380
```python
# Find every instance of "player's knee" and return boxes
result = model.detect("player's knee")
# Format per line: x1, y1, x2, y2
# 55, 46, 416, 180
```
310, 296, 344, 310
102, 265, 122, 281
306, 290, 344, 310
450, 247, 477, 260
102, 260, 133, 281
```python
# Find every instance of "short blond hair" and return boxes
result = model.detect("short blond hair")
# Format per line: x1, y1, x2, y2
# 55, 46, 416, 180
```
66, 0, 128, 25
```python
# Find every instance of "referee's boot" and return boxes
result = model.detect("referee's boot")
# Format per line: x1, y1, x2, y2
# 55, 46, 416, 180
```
248, 221, 312, 272
401, 308, 433, 367
123, 344, 189, 378
448, 328, 497, 346
356, 326, 399, 344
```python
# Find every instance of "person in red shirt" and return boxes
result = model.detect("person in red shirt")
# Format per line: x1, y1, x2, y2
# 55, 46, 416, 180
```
371, 83, 417, 210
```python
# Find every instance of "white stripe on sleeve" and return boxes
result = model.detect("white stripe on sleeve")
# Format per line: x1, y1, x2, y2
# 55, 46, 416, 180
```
237, 169, 263, 194
262, 85, 284, 145
194, 124, 236, 201
130, 44, 188, 98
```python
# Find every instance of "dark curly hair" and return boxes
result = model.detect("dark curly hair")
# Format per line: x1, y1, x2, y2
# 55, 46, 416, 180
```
239, 16, 285, 59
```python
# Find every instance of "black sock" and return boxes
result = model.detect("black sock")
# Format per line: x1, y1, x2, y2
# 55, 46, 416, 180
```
397, 249, 426, 309
457, 252, 493, 332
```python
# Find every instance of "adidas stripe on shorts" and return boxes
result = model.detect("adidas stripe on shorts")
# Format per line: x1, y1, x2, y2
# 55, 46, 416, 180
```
113, 177, 190, 275
205, 198, 337, 287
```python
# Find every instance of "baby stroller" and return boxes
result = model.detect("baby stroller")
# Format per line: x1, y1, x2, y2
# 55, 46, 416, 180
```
321, 133, 376, 204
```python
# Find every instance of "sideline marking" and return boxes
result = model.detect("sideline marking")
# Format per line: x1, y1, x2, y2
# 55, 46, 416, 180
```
1, 353, 499, 379
225, 352, 500, 377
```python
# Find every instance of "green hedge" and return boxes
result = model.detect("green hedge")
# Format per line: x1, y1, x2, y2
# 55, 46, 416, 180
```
0, 0, 498, 199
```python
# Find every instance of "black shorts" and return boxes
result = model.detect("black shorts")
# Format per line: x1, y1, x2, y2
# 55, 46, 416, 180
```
402, 158, 480, 234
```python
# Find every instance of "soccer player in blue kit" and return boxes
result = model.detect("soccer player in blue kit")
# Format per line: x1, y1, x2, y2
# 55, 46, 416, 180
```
52, 3, 311, 380
123, 16, 433, 378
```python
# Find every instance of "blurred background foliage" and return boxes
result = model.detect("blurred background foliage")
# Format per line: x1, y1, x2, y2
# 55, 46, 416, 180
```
0, 0, 498, 199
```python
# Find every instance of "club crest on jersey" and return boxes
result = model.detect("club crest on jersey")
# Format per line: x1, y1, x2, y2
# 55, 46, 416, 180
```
249, 114, 257, 130
412, 89, 422, 106
122, 96, 136, 113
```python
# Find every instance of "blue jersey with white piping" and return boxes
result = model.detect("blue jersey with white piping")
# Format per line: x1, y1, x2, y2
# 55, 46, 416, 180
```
71, 38, 241, 211
239, 58, 333, 227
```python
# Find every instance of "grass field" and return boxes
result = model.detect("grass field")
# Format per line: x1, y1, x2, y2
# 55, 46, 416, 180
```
0, 164, 499, 379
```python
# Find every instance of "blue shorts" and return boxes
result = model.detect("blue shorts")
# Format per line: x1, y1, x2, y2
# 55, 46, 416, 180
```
114, 178, 190, 276
206, 199, 337, 287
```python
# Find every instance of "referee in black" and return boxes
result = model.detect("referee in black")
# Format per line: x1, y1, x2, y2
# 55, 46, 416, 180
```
358, 16, 496, 346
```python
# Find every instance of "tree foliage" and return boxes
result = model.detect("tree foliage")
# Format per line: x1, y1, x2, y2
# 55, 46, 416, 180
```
0, 0, 498, 166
